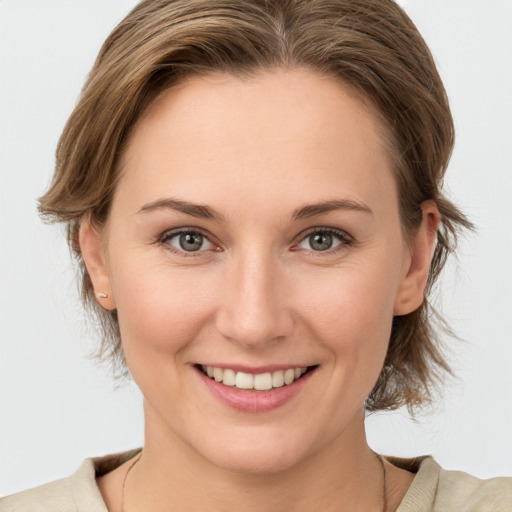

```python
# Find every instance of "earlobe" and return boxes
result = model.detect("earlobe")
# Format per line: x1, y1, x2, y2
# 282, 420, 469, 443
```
393, 200, 440, 316
79, 215, 116, 310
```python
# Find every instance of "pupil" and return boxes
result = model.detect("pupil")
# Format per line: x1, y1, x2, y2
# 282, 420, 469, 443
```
310, 233, 332, 251
179, 233, 203, 251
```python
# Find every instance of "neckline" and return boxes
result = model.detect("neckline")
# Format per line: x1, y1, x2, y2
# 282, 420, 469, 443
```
80, 449, 437, 512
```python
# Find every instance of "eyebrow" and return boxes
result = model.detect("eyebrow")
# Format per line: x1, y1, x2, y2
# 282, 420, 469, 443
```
138, 198, 225, 221
292, 199, 373, 219
137, 197, 372, 221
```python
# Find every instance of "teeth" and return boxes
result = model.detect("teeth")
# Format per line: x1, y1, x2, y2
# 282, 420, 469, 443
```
253, 372, 272, 391
202, 365, 310, 390
284, 368, 295, 385
235, 371, 253, 389
223, 369, 236, 386
272, 370, 284, 388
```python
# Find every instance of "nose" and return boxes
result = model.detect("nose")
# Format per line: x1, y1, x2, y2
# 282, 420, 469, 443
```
215, 250, 294, 349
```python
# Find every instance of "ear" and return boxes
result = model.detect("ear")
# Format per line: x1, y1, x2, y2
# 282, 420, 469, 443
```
79, 215, 116, 310
393, 200, 440, 316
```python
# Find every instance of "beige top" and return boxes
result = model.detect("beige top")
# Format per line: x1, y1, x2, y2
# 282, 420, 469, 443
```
1, 450, 511, 511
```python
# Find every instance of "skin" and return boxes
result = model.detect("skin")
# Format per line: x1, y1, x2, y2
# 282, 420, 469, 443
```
82, 69, 439, 511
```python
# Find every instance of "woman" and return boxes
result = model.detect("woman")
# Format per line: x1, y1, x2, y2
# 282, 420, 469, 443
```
2, 0, 511, 510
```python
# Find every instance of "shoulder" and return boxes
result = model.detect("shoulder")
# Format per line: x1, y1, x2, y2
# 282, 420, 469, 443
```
394, 456, 512, 512
0, 449, 140, 512
0, 477, 76, 512
436, 462, 512, 511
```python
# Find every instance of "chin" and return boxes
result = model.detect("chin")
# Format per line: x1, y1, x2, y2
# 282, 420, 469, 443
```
196, 429, 313, 475
209, 449, 303, 475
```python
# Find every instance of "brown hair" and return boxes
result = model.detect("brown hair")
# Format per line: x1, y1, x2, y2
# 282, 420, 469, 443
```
39, 0, 472, 412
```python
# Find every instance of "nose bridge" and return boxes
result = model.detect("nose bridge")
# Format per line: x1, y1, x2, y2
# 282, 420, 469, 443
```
216, 246, 292, 347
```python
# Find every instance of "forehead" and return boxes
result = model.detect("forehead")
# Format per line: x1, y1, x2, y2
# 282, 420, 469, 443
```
116, 69, 397, 218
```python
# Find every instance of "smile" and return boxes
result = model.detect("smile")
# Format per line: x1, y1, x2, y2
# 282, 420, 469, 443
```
199, 365, 311, 391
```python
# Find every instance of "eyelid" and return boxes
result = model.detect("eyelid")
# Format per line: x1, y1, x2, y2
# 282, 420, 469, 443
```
292, 226, 354, 252
156, 225, 353, 257
158, 227, 220, 256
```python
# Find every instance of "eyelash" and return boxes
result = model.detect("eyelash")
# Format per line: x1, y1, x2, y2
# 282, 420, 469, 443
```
293, 227, 354, 255
158, 228, 217, 258
157, 226, 354, 257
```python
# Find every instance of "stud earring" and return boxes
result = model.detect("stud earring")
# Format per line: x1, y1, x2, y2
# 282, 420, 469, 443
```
97, 292, 108, 299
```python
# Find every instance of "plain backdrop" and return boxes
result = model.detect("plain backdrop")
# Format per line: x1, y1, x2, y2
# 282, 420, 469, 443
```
1, 0, 511, 497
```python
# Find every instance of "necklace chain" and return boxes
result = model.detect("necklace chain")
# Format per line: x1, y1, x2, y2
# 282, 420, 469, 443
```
377, 452, 388, 512
121, 451, 142, 512
121, 451, 387, 512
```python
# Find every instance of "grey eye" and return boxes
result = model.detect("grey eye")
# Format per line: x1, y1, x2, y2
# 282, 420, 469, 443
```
297, 230, 348, 252
165, 231, 214, 252
308, 232, 333, 251
178, 233, 204, 251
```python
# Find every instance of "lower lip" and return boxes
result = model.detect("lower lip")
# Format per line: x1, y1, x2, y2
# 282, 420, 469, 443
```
195, 367, 316, 413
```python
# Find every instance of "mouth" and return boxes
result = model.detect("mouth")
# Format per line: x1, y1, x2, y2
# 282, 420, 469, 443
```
196, 364, 318, 391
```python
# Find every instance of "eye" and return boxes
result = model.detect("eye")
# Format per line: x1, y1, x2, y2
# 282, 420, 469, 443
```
297, 228, 352, 252
161, 229, 215, 253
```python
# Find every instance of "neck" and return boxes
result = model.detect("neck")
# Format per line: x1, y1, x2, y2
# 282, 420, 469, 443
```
125, 404, 386, 512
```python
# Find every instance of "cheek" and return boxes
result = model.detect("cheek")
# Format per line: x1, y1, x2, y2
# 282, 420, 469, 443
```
109, 254, 219, 368
300, 260, 399, 338
295, 254, 401, 379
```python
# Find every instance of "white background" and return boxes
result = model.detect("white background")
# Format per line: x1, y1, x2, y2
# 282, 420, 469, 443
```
1, 0, 511, 497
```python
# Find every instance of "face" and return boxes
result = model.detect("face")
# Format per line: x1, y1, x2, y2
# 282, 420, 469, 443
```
82, 69, 433, 474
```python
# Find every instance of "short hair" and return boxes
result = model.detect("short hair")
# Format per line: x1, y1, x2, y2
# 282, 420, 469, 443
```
39, 0, 472, 413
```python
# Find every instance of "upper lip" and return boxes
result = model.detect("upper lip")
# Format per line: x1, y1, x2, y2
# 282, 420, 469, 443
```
195, 363, 316, 373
